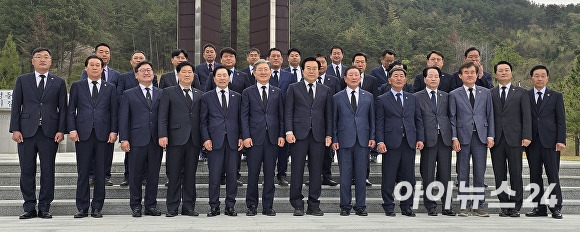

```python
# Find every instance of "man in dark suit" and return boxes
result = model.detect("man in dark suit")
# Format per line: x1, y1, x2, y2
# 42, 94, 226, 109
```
266, 47, 294, 186
452, 47, 493, 90
68, 55, 118, 218
119, 61, 163, 217
376, 67, 424, 217
201, 66, 244, 217
370, 49, 396, 87
158, 49, 201, 90
10, 48, 67, 219
449, 62, 494, 217
379, 61, 414, 95
240, 48, 260, 79
413, 50, 456, 93
490, 61, 532, 217
332, 66, 375, 216
285, 57, 333, 216
80, 43, 121, 186
326, 45, 347, 78
284, 48, 303, 83
524, 65, 565, 219
195, 43, 221, 90
414, 66, 455, 216
241, 59, 285, 216
116, 51, 158, 187
158, 62, 203, 217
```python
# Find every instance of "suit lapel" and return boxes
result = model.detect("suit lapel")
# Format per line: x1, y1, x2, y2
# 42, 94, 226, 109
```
41, 74, 55, 100
250, 86, 265, 112
539, 89, 552, 113
81, 80, 92, 105
459, 89, 473, 112
386, 92, 403, 115
152, 87, 161, 108
297, 83, 312, 105
420, 90, 436, 114
27, 74, 42, 99
173, 86, 190, 108
95, 82, 109, 105
340, 90, 355, 113
503, 87, 517, 110
473, 88, 484, 111
133, 87, 149, 108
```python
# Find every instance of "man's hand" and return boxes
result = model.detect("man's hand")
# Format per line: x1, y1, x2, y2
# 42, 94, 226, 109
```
487, 138, 494, 148
416, 141, 424, 150
452, 140, 461, 152
237, 139, 244, 151
12, 131, 23, 143
286, 134, 296, 143
121, 141, 130, 152
325, 137, 332, 147
159, 137, 168, 149
108, 133, 117, 143
54, 132, 64, 143
243, 138, 253, 148
377, 143, 387, 153
368, 140, 376, 148
69, 131, 79, 142
332, 143, 339, 151
203, 140, 213, 151
522, 139, 531, 147
556, 143, 566, 152
277, 137, 285, 147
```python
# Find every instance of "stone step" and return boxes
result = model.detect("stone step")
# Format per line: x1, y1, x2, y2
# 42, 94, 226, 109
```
1, 198, 579, 216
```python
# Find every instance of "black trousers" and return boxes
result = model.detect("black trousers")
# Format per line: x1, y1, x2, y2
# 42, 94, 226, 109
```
525, 137, 563, 212
75, 130, 107, 212
18, 126, 58, 212
165, 137, 200, 213
491, 134, 524, 211
381, 138, 415, 211
208, 136, 239, 208
128, 138, 163, 210
245, 134, 278, 209
419, 134, 452, 210
321, 146, 334, 180
289, 131, 324, 208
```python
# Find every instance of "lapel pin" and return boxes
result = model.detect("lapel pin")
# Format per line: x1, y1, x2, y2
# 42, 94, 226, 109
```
104, 83, 107, 87
51, 77, 54, 80
478, 90, 482, 93
547, 93, 550, 97
405, 96, 408, 99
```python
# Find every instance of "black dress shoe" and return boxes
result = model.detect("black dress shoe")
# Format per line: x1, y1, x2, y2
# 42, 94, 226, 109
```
306, 206, 324, 216
182, 209, 199, 216
427, 208, 438, 216
91, 210, 103, 218
224, 207, 237, 216
246, 205, 257, 216
105, 178, 114, 186
120, 180, 129, 187
499, 209, 511, 217
262, 207, 276, 216
164, 182, 169, 187
74, 210, 88, 218
38, 211, 52, 219
385, 210, 396, 217
207, 207, 220, 217
322, 178, 338, 186
166, 211, 178, 217
365, 179, 372, 186
278, 177, 289, 186
237, 180, 244, 186
525, 208, 548, 217
145, 208, 161, 216
509, 210, 520, 217
19, 210, 37, 219
293, 207, 305, 216
552, 210, 563, 219
340, 209, 350, 216
402, 209, 416, 217
442, 209, 456, 216
355, 208, 368, 216
132, 208, 142, 217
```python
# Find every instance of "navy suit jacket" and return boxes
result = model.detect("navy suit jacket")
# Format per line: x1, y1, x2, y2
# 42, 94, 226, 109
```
117, 71, 158, 102
194, 62, 221, 91
320, 73, 341, 95
159, 71, 201, 90
9, 73, 68, 138
241, 85, 285, 145
376, 91, 424, 149
341, 73, 379, 100
285, 82, 333, 143
452, 71, 493, 89
326, 64, 347, 79
158, 86, 203, 147
81, 67, 121, 86
204, 69, 252, 93
118, 86, 162, 146
449, 86, 494, 144
271, 69, 294, 98
528, 88, 566, 148
413, 71, 455, 93
200, 89, 242, 150
370, 66, 389, 87
68, 80, 118, 141
332, 89, 375, 148
414, 89, 452, 147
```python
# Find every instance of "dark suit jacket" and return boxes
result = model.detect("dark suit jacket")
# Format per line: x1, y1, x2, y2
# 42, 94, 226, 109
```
81, 67, 121, 86
158, 86, 203, 147
241, 85, 284, 145
449, 86, 494, 144
332, 89, 375, 148
376, 91, 424, 149
320, 73, 341, 95
159, 71, 201, 90
528, 88, 566, 148
200, 89, 242, 150
326, 64, 347, 78
414, 89, 452, 147
117, 71, 158, 102
340, 73, 379, 100
194, 62, 221, 91
240, 66, 256, 84
9, 73, 67, 138
271, 69, 294, 98
491, 85, 532, 147
68, 80, 118, 141
452, 71, 493, 89
370, 66, 389, 87
204, 69, 252, 93
285, 82, 333, 143
118, 86, 162, 146
413, 71, 455, 93
379, 82, 414, 95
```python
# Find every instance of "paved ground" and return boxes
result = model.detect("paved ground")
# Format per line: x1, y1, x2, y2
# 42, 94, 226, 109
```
2, 214, 578, 232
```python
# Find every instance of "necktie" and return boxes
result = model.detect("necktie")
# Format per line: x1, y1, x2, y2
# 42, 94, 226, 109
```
208, 63, 213, 72
91, 81, 98, 103
184, 89, 192, 107
537, 92, 543, 106
145, 87, 152, 107
396, 92, 402, 110
500, 86, 507, 106
293, 68, 298, 81
335, 65, 340, 77
261, 86, 268, 108
468, 88, 475, 108
318, 77, 322, 85
38, 75, 45, 96
221, 90, 227, 113
272, 71, 279, 87
431, 90, 437, 111
101, 69, 106, 82
351, 90, 357, 112
308, 83, 314, 102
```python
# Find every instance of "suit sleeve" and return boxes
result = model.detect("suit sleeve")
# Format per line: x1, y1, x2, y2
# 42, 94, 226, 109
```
413, 74, 424, 93
240, 90, 251, 140
325, 89, 333, 138
200, 95, 211, 142
449, 92, 458, 139
8, 76, 23, 133
193, 74, 201, 90
110, 85, 118, 133
556, 92, 566, 144
414, 97, 425, 142
153, 74, 158, 87
520, 90, 532, 141
485, 91, 494, 138
67, 83, 78, 133
204, 74, 215, 92
118, 91, 130, 141
332, 95, 339, 143
376, 97, 385, 144
277, 91, 285, 138
284, 85, 295, 133
369, 95, 376, 141
159, 75, 167, 89
158, 90, 170, 138
57, 79, 68, 133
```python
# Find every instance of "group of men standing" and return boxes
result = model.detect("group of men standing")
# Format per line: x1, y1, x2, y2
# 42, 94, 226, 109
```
10, 44, 565, 220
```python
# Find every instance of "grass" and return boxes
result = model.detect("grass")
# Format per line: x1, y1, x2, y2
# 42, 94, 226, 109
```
559, 138, 580, 161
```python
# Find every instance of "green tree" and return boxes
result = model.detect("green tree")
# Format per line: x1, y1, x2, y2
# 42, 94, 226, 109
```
0, 33, 22, 89
557, 55, 580, 156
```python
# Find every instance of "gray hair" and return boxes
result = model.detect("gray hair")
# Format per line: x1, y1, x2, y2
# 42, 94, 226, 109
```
252, 59, 271, 70
388, 67, 407, 76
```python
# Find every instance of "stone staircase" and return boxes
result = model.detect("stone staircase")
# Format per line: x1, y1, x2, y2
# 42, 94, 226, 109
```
1, 152, 579, 216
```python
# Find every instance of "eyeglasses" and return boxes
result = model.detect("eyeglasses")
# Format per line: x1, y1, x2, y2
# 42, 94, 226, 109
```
33, 55, 52, 60
429, 58, 443, 62
138, 68, 153, 73
467, 55, 480, 59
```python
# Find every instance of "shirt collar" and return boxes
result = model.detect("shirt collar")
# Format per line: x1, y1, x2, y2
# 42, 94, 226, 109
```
390, 88, 402, 96
35, 71, 49, 78
463, 85, 476, 92
139, 83, 152, 90
499, 82, 511, 89
257, 83, 269, 89
426, 87, 437, 93
346, 86, 359, 93
216, 87, 229, 93
535, 87, 546, 94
